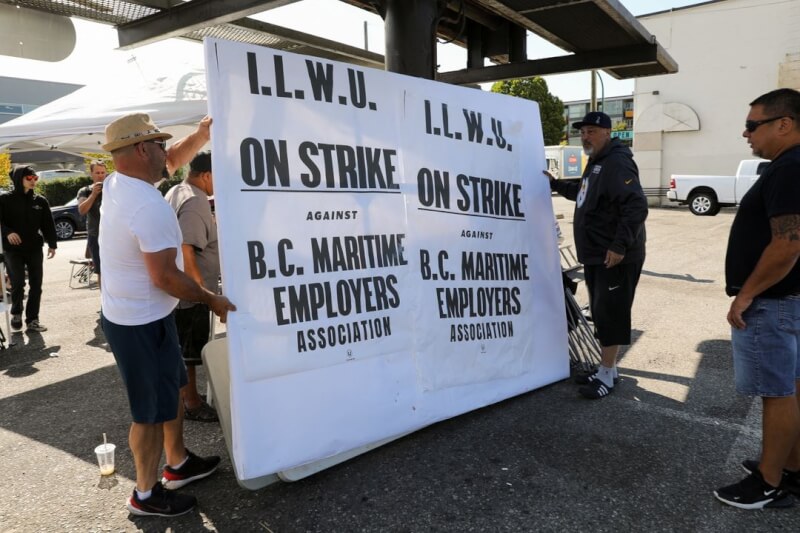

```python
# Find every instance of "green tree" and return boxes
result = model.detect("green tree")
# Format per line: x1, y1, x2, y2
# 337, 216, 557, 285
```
0, 153, 10, 189
491, 78, 565, 145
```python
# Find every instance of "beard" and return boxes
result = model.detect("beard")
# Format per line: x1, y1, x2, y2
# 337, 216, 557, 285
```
583, 145, 594, 157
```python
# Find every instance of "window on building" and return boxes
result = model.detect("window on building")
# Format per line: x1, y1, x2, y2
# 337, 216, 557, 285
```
602, 100, 623, 116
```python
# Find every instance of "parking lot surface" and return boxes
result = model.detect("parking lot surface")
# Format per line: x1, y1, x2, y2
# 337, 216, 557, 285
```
1, 199, 799, 532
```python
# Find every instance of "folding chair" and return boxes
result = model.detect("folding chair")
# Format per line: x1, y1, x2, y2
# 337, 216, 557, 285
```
69, 259, 95, 289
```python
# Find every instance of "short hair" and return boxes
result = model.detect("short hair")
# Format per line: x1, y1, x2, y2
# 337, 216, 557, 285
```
750, 89, 800, 129
189, 151, 211, 176
88, 160, 107, 172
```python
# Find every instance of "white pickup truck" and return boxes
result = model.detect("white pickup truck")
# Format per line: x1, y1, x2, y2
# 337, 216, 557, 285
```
667, 159, 769, 216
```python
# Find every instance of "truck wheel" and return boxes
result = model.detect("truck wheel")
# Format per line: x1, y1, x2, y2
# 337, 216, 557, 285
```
688, 192, 718, 216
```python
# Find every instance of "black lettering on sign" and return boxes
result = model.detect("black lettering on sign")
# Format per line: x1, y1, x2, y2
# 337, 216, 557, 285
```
455, 175, 524, 218
436, 286, 521, 318
247, 241, 267, 279
306, 60, 334, 102
463, 109, 484, 144
277, 239, 296, 276
461, 252, 529, 281
272, 276, 401, 325
247, 53, 377, 110
419, 249, 431, 280
310, 234, 407, 273
240, 138, 290, 187
449, 320, 514, 342
423, 100, 513, 152
417, 167, 450, 209
296, 316, 392, 353
298, 142, 399, 190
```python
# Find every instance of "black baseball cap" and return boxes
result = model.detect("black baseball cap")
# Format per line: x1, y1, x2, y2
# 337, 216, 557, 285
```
572, 111, 612, 130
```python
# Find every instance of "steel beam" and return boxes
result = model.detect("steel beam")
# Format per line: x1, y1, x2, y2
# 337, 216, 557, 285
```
117, 0, 300, 49
438, 43, 660, 85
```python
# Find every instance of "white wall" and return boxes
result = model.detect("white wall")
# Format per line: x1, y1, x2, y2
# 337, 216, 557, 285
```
633, 0, 800, 200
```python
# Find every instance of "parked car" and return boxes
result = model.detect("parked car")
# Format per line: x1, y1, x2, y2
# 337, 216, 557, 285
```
38, 169, 86, 182
51, 197, 86, 240
667, 159, 769, 216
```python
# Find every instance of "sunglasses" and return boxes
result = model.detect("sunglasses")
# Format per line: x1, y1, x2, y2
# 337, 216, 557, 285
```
24, 175, 39, 181
745, 115, 792, 133
141, 139, 167, 151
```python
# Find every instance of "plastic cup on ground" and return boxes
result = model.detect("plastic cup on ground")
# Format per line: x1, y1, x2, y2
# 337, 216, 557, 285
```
94, 443, 115, 476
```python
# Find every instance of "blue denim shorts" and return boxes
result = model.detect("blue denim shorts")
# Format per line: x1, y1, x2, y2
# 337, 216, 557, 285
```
102, 312, 188, 423
731, 295, 800, 397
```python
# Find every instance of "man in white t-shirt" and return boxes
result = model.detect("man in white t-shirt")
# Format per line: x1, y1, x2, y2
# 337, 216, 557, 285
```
99, 113, 236, 517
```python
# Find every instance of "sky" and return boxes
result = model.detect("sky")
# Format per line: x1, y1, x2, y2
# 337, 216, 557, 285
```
1, 0, 703, 103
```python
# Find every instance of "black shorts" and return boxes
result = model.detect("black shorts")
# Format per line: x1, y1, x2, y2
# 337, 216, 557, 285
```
102, 313, 187, 424
583, 261, 643, 347
175, 304, 211, 366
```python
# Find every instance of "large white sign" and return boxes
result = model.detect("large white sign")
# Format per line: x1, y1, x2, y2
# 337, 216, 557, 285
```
204, 38, 568, 481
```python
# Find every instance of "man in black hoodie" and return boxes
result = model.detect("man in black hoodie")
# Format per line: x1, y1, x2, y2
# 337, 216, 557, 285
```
548, 112, 648, 399
0, 166, 58, 332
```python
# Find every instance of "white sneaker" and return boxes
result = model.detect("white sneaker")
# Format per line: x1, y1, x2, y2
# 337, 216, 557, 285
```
26, 320, 47, 332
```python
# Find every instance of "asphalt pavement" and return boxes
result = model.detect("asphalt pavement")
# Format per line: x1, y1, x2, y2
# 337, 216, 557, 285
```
1, 198, 799, 532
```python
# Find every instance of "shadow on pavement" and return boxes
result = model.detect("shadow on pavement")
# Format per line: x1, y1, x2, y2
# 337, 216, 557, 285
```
641, 269, 714, 284
0, 331, 61, 377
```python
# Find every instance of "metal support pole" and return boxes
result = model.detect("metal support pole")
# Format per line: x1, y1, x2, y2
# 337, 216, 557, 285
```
382, 0, 440, 79
590, 69, 597, 111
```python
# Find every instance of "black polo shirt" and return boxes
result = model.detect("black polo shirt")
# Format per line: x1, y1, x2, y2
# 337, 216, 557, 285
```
725, 145, 800, 297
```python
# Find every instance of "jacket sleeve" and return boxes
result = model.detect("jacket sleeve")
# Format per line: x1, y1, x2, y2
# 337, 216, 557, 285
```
40, 198, 58, 249
0, 195, 14, 243
550, 177, 581, 201
606, 159, 648, 255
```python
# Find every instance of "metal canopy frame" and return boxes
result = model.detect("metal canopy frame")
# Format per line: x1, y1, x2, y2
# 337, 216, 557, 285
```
1, 0, 677, 83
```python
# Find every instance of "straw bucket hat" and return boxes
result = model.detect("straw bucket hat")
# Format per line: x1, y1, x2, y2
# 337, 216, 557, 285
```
102, 113, 173, 152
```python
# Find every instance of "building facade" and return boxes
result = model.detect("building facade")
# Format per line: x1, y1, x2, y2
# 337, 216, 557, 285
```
0, 76, 80, 125
633, 0, 800, 205
563, 95, 634, 146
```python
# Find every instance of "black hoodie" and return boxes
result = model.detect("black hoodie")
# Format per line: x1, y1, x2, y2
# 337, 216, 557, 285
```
550, 138, 647, 265
0, 166, 58, 252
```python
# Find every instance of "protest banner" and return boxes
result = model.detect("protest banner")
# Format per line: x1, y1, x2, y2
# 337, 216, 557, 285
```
204, 37, 568, 483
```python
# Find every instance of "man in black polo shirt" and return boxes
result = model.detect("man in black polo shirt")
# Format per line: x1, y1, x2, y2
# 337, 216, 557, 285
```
714, 89, 800, 509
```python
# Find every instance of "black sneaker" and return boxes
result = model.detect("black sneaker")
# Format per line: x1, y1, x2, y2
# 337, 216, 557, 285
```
578, 378, 614, 399
10, 314, 22, 330
162, 449, 220, 489
127, 482, 196, 517
742, 459, 800, 497
714, 471, 794, 509
574, 369, 620, 385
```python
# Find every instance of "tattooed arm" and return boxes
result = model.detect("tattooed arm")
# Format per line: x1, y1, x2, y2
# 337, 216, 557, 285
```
728, 214, 800, 329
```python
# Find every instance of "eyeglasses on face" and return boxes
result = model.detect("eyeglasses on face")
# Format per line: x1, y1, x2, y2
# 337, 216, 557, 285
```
24, 175, 38, 181
745, 116, 793, 133
141, 139, 167, 151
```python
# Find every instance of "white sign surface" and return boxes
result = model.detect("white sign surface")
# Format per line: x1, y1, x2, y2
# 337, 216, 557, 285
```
204, 38, 568, 480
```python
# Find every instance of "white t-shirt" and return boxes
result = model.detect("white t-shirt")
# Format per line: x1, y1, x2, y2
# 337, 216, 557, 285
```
99, 171, 184, 325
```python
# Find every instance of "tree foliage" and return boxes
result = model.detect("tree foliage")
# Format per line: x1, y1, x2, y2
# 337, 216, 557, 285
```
490, 78, 565, 145
0, 153, 10, 189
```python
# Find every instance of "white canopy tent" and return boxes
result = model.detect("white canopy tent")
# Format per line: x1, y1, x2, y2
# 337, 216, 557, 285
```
0, 67, 208, 156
